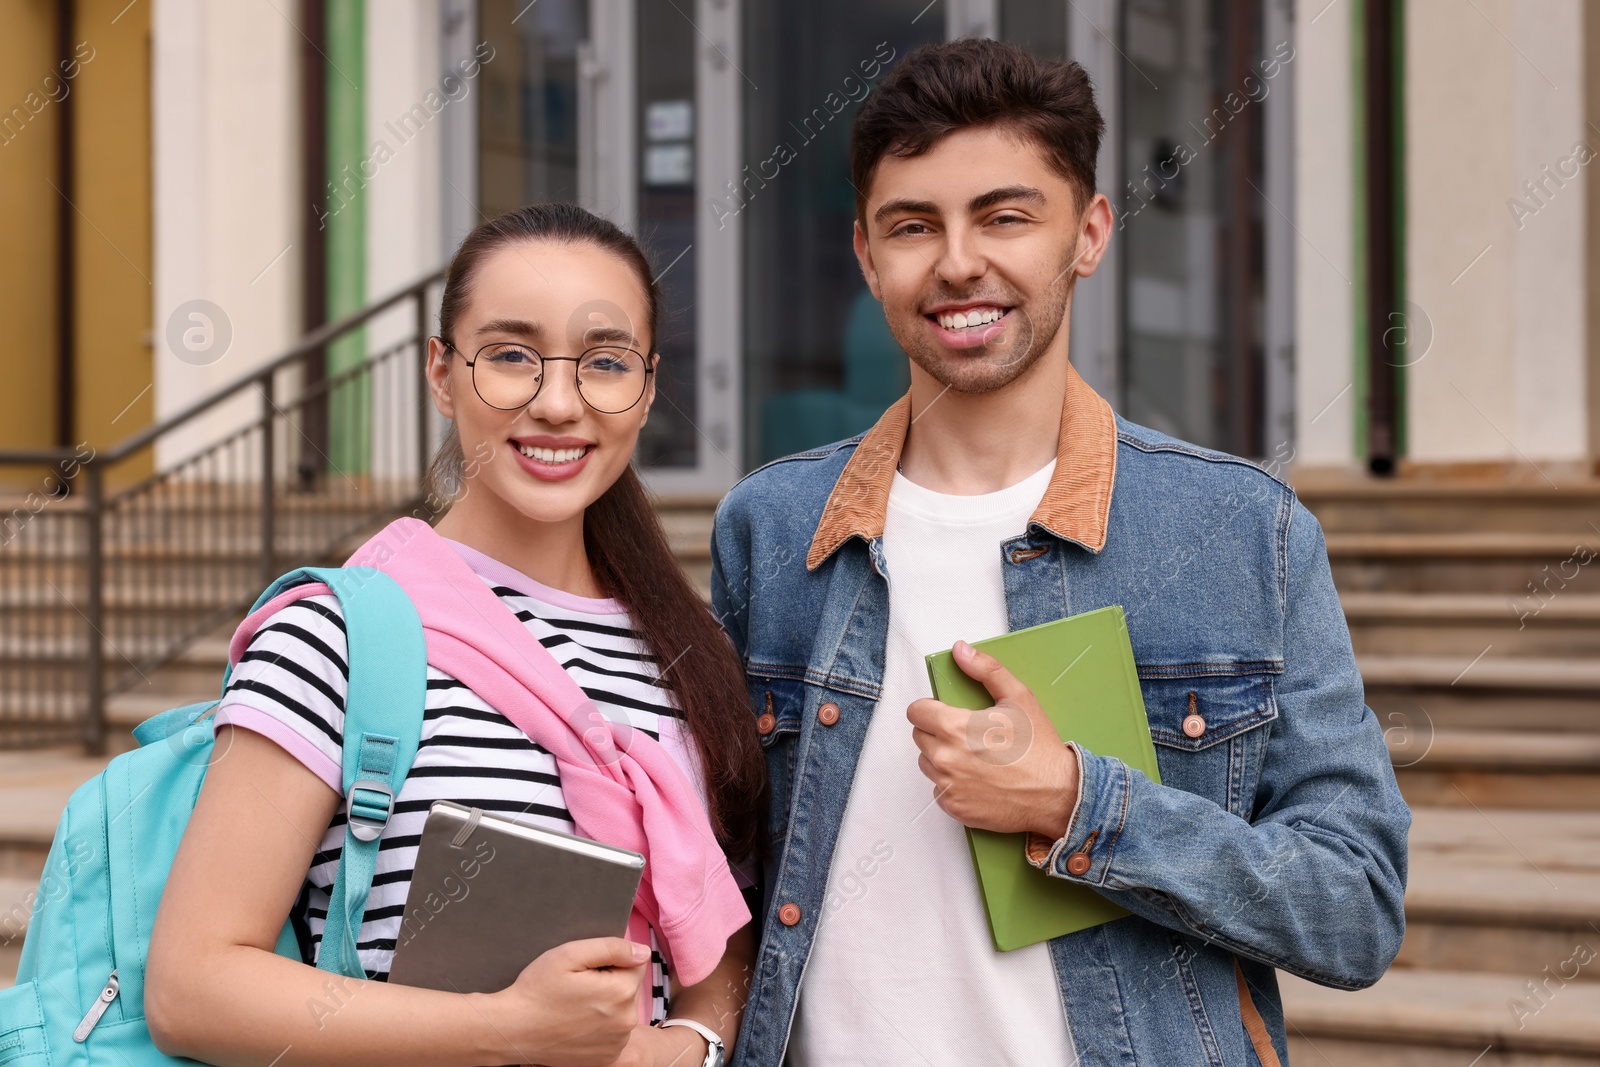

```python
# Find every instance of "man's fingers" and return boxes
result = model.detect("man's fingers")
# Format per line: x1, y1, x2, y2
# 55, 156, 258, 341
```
907, 696, 963, 737
952, 639, 1032, 703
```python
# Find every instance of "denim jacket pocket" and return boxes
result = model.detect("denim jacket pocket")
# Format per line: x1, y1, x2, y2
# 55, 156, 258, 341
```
1140, 669, 1280, 819
747, 673, 805, 836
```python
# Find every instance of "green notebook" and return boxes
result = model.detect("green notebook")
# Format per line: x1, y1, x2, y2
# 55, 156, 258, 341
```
924, 605, 1161, 952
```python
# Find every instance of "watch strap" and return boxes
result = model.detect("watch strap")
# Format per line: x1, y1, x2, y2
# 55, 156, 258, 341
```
658, 1017, 725, 1067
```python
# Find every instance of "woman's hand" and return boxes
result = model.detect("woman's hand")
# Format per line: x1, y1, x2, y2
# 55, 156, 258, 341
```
492, 937, 648, 1066
597, 1022, 707, 1067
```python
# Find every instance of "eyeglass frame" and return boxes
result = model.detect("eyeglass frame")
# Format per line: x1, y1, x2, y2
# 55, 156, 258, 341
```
438, 338, 656, 414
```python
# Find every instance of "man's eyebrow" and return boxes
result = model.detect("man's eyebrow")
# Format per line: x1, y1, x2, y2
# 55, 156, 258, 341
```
968, 185, 1046, 213
475, 317, 542, 338
871, 186, 1047, 226
873, 197, 940, 226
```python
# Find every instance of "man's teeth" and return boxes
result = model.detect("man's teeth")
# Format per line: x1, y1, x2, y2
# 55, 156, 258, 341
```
517, 443, 587, 464
936, 307, 1005, 330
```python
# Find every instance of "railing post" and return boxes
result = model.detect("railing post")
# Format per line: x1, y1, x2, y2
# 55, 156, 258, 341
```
261, 371, 276, 585
83, 462, 105, 756
415, 285, 431, 491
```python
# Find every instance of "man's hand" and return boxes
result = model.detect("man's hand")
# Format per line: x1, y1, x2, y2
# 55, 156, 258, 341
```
908, 640, 1080, 838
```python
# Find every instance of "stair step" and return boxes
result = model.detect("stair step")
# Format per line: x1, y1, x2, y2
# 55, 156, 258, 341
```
1281, 968, 1600, 1061
0, 749, 110, 876
1389, 727, 1600, 805
1399, 854, 1600, 977
1343, 592, 1600, 621
1295, 476, 1600, 536
1328, 533, 1593, 556
1345, 592, 1600, 657
1394, 729, 1600, 770
1360, 654, 1600, 691
1388, 805, 1600, 980
1325, 532, 1600, 595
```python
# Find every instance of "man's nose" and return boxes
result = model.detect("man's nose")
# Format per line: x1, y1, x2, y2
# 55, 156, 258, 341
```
935, 228, 986, 285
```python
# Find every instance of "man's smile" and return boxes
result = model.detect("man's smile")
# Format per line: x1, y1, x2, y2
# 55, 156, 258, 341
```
923, 303, 1016, 348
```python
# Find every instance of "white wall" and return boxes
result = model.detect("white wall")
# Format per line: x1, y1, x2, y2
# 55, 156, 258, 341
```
1406, 0, 1587, 465
1291, 0, 1358, 467
152, 0, 301, 470
366, 0, 448, 480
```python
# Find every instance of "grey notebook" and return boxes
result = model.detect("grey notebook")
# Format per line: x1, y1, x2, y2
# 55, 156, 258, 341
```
386, 800, 646, 994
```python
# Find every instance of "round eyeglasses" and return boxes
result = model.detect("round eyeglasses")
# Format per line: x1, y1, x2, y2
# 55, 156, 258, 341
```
445, 340, 654, 415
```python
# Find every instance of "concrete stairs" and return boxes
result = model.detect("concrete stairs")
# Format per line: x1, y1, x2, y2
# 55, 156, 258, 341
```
5, 479, 1599, 1065
0, 494, 724, 758
1282, 475, 1600, 1064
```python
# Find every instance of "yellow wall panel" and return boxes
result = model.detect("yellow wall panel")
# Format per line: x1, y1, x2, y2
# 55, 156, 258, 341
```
74, 0, 152, 461
0, 1, 61, 452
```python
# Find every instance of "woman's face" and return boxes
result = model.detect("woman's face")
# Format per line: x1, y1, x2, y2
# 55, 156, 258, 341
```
426, 240, 656, 526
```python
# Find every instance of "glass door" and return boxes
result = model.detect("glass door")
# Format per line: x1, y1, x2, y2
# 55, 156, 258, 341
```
478, 0, 588, 214
740, 0, 943, 468
1116, 0, 1267, 457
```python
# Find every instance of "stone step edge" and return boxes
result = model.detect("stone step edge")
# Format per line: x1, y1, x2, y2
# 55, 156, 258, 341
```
1360, 655, 1600, 691
1390, 729, 1600, 770
1326, 532, 1599, 556
1279, 969, 1600, 1056
1342, 591, 1600, 623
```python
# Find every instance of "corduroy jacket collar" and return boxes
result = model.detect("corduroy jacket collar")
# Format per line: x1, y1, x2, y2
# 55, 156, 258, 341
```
805, 362, 1118, 570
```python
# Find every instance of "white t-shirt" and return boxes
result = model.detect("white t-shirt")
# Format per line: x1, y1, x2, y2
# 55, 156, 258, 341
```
789, 459, 1077, 1066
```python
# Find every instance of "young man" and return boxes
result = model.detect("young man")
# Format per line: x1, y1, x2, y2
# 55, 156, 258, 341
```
712, 39, 1408, 1067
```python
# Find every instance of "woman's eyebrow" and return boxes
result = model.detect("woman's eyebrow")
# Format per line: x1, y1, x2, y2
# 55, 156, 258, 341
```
475, 317, 542, 338
581, 325, 640, 346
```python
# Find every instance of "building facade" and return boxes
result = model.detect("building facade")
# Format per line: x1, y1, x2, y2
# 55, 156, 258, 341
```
2, 0, 1596, 491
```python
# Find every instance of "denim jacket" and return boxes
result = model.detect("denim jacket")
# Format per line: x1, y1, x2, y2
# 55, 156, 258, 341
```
711, 366, 1410, 1066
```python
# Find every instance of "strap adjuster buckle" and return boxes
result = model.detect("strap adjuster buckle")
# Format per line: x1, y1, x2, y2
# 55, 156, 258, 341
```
345, 779, 394, 842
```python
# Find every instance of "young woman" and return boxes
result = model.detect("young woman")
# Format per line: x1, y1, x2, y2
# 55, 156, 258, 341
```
147, 204, 766, 1067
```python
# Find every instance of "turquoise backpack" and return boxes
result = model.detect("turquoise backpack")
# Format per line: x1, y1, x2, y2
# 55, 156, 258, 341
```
0, 567, 427, 1066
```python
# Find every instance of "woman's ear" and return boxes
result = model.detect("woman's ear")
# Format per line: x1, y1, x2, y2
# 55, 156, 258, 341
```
638, 352, 659, 426
425, 337, 457, 419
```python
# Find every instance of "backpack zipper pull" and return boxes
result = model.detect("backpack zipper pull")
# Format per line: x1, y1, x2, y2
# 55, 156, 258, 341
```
72, 970, 119, 1042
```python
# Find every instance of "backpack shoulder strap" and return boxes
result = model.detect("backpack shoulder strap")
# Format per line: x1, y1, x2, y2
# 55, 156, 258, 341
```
250, 566, 427, 978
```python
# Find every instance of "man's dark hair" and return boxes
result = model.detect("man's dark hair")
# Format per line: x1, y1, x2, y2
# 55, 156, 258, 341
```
849, 38, 1104, 222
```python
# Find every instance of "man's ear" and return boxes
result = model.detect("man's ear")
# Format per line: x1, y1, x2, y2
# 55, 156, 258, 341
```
853, 220, 882, 301
425, 337, 457, 419
1069, 192, 1114, 280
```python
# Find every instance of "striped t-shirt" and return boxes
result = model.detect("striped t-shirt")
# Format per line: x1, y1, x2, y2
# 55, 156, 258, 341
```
215, 538, 730, 1020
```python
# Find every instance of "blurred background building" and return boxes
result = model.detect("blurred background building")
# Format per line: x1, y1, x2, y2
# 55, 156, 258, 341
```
4, 0, 1594, 490
4, 3, 1600, 1061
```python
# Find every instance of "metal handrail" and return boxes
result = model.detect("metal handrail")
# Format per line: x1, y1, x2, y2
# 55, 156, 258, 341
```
0, 266, 446, 753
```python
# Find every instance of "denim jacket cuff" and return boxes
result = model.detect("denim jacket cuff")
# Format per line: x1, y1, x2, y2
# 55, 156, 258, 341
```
1023, 741, 1083, 867
1025, 744, 1130, 886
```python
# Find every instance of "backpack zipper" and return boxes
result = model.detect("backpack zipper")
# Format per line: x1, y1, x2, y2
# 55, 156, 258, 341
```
72, 970, 119, 1042
79, 772, 122, 1043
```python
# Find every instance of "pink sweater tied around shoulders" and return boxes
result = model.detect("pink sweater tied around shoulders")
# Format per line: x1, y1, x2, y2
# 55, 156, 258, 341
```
229, 517, 748, 1020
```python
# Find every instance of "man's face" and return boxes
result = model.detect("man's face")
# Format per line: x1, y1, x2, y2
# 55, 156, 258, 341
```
853, 125, 1110, 394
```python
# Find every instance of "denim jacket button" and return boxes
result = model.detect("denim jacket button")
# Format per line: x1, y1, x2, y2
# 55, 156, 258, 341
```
1182, 713, 1207, 739
757, 713, 777, 735
1066, 852, 1092, 876
817, 702, 840, 726
778, 903, 802, 926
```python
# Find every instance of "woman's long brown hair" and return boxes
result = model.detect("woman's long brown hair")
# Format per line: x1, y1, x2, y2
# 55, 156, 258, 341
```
430, 203, 767, 860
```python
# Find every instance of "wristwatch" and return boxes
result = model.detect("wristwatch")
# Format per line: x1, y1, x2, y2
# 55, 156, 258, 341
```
658, 1017, 725, 1067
